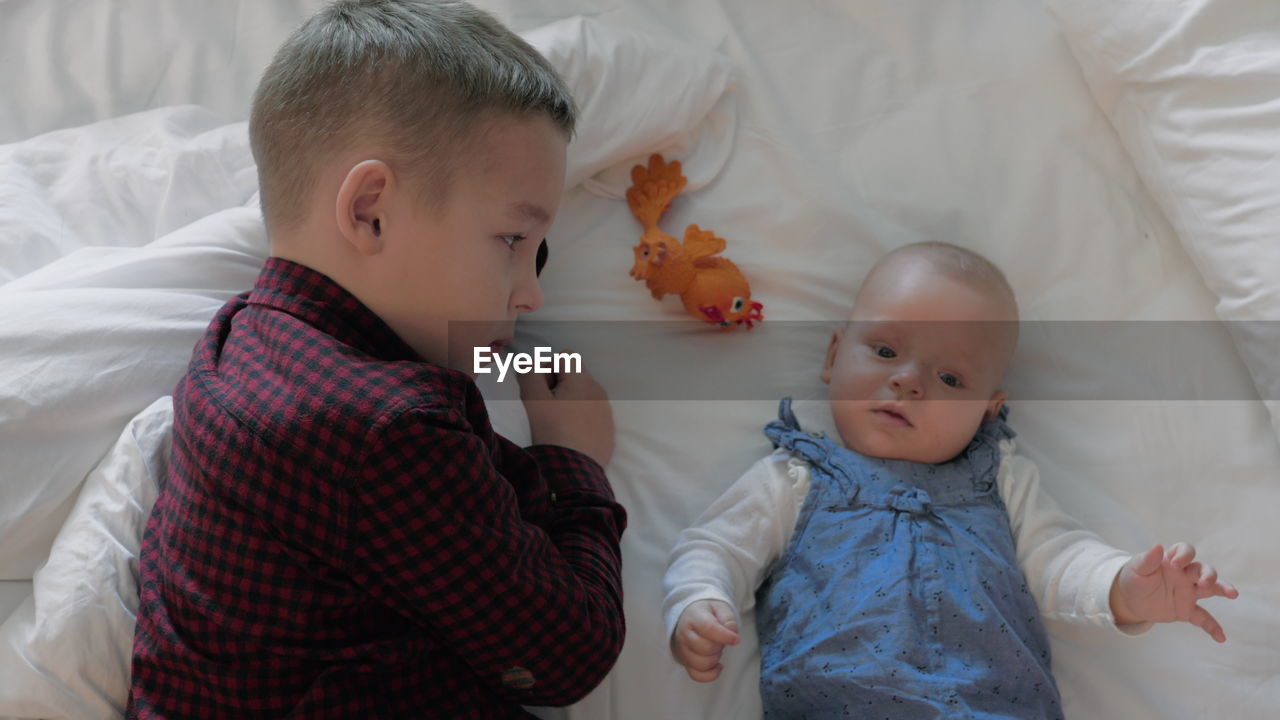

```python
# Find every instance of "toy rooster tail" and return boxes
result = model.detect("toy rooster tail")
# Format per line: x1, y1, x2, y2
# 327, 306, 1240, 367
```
683, 224, 727, 263
626, 154, 687, 231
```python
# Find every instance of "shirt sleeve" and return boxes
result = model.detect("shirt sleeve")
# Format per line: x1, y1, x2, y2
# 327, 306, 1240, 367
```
661, 451, 810, 652
347, 407, 627, 706
997, 440, 1151, 636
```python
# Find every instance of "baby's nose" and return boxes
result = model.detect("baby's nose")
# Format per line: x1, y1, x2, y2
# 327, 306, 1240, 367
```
890, 372, 923, 397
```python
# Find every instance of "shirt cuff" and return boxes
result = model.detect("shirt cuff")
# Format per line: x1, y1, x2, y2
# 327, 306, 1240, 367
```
1086, 553, 1154, 637
525, 444, 611, 497
523, 445, 624, 537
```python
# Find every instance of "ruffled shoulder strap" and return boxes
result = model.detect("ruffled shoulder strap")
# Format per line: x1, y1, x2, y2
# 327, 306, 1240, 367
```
964, 404, 1016, 491
763, 397, 802, 439
763, 397, 837, 469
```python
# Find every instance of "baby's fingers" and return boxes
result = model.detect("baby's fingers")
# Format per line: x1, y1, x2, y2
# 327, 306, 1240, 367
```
1165, 542, 1196, 570
676, 638, 726, 683
1193, 563, 1239, 601
702, 607, 741, 647
691, 614, 742, 648
1166, 555, 1197, 621
677, 626, 727, 657
685, 661, 724, 683
1189, 604, 1227, 644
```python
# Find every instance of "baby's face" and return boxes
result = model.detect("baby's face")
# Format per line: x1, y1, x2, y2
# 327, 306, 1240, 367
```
823, 259, 1014, 463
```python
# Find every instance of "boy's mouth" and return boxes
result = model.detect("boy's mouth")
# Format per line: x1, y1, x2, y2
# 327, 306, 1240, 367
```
489, 338, 512, 354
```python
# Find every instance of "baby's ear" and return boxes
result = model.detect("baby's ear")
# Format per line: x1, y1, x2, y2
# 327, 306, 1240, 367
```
820, 329, 843, 384
984, 390, 1008, 421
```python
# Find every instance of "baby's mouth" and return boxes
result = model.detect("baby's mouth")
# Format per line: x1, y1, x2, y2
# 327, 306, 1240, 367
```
872, 406, 913, 427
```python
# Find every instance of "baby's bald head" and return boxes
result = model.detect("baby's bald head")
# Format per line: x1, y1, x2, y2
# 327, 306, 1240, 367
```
856, 242, 1017, 320
852, 242, 1020, 377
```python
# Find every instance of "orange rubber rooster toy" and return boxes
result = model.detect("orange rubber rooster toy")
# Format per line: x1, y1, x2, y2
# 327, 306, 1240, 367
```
626, 154, 763, 329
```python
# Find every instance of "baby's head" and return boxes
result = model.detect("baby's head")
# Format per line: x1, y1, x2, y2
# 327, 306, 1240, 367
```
249, 0, 576, 370
821, 242, 1019, 463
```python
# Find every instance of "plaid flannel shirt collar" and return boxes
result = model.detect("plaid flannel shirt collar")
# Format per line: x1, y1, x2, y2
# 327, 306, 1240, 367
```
248, 257, 509, 444
248, 257, 420, 361
246, 258, 474, 405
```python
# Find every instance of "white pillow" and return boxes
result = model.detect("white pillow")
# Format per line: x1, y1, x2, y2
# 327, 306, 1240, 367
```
0, 106, 258, 286
0, 205, 267, 578
523, 15, 736, 197
1044, 0, 1280, 440
0, 397, 172, 720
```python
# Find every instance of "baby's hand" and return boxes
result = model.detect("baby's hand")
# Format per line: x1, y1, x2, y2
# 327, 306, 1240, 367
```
1110, 542, 1239, 643
672, 599, 741, 683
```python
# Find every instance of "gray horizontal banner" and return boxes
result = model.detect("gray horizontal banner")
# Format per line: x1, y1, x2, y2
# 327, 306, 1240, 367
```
447, 321, 1274, 401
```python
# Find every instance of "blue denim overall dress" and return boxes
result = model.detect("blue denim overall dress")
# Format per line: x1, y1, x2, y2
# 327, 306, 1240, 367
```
755, 399, 1061, 719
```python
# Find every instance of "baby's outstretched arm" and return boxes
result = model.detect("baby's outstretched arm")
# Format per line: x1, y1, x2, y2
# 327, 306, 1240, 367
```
663, 453, 806, 681
672, 599, 741, 682
1110, 543, 1240, 642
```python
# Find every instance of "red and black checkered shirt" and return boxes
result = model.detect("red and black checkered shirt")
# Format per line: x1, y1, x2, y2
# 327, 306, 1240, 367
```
128, 258, 627, 719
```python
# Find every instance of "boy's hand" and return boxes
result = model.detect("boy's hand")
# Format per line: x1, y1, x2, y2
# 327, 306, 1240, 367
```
517, 356, 614, 467
672, 599, 740, 683
1110, 542, 1239, 643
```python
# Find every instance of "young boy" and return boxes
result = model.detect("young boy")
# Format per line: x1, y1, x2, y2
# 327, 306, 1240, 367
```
127, 2, 626, 717
663, 242, 1238, 718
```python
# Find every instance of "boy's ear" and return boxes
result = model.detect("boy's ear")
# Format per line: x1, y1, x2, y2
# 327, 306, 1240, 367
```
336, 160, 393, 255
820, 328, 843, 384
984, 390, 1008, 421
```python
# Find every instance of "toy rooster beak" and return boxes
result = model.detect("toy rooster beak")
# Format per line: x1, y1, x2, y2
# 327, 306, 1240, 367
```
736, 302, 764, 329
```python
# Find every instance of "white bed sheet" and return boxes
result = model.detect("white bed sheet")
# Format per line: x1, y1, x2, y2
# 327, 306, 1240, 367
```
0, 584, 30, 627
1, 1, 1277, 719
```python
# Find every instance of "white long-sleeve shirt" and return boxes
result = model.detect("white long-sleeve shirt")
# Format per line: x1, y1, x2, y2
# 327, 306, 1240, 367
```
663, 438, 1150, 642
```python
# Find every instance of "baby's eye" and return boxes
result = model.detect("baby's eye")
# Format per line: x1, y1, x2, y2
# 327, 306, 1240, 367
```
500, 234, 526, 249
874, 345, 896, 359
939, 372, 961, 388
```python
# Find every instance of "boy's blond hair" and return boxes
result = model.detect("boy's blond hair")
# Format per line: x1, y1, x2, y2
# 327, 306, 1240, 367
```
249, 0, 577, 233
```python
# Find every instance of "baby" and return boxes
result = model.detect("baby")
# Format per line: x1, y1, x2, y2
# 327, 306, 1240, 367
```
663, 242, 1238, 718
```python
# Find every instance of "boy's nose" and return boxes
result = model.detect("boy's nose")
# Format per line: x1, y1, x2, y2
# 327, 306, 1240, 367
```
512, 267, 544, 315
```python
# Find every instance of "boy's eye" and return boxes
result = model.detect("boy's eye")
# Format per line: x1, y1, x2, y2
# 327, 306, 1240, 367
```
500, 234, 526, 248
535, 238, 549, 277
874, 345, 896, 359
939, 372, 961, 388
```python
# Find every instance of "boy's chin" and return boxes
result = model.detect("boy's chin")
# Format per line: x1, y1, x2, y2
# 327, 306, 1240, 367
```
442, 337, 510, 376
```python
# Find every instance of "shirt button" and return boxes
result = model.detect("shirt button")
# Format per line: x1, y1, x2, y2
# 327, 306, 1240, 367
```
502, 666, 536, 690
808, 430, 825, 439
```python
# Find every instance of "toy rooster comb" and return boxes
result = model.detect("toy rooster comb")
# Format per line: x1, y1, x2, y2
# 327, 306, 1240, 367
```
626, 154, 763, 329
